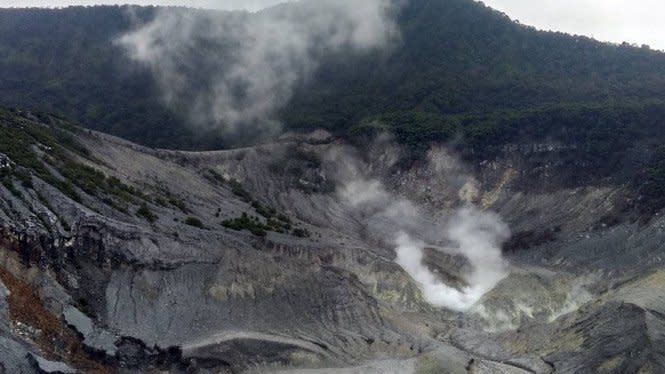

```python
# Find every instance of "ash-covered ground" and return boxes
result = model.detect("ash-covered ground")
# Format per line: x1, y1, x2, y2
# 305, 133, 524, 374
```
1, 113, 664, 373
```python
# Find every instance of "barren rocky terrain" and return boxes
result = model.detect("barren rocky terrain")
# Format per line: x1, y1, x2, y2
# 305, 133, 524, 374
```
0, 111, 664, 373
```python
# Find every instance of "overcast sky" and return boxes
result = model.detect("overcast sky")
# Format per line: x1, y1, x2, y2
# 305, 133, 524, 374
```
2, 0, 664, 50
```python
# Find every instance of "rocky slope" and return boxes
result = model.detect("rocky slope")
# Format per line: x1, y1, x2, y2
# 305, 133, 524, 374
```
1, 110, 665, 373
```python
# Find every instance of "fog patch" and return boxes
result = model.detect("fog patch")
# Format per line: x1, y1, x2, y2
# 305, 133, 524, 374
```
117, 0, 401, 137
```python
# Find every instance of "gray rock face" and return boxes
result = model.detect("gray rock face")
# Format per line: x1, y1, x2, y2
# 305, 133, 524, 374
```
63, 305, 118, 357
545, 302, 665, 373
27, 354, 77, 374
0, 338, 37, 374
0, 280, 72, 374
1, 121, 665, 373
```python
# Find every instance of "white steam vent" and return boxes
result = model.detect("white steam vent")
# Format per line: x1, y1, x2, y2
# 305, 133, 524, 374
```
395, 207, 510, 312
331, 145, 511, 312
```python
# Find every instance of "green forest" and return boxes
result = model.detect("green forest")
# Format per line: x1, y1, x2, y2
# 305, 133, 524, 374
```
1, 0, 665, 160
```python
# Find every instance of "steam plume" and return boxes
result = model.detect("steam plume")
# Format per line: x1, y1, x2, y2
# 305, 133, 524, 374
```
331, 145, 510, 312
395, 207, 509, 311
117, 0, 400, 135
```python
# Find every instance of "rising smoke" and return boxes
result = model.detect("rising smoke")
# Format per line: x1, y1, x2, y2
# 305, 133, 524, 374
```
330, 144, 511, 312
117, 0, 401, 136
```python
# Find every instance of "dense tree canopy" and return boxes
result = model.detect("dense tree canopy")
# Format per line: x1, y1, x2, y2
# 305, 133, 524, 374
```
1, 0, 665, 155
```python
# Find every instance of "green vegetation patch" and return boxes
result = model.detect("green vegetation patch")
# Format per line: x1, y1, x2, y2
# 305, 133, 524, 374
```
222, 211, 306, 238
0, 109, 144, 207
136, 202, 157, 223
222, 213, 267, 237
184, 216, 205, 229
228, 179, 252, 202
634, 146, 665, 217
168, 197, 189, 213
291, 228, 311, 238
219, 178, 303, 236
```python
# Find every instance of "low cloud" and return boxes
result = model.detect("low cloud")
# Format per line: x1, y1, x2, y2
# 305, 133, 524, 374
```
117, 0, 401, 136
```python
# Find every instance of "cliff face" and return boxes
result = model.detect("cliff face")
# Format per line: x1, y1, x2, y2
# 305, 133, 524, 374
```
1, 111, 665, 374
